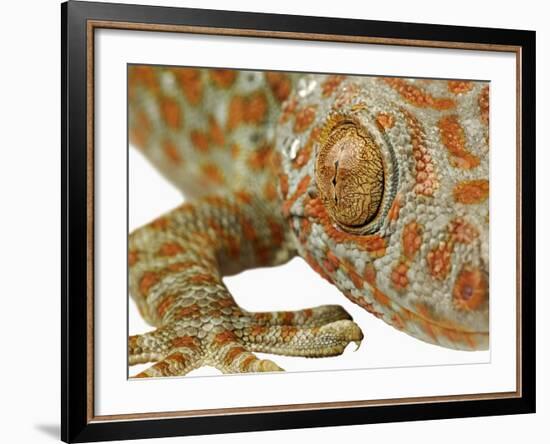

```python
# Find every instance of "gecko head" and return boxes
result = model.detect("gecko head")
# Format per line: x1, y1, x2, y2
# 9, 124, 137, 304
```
276, 75, 489, 351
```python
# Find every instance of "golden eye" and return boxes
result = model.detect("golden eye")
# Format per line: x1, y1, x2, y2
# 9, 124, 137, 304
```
315, 119, 384, 232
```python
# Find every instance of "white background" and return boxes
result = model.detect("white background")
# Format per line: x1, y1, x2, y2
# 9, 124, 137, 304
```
0, 0, 547, 443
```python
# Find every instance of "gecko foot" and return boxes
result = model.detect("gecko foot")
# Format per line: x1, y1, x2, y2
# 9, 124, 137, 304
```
129, 304, 364, 378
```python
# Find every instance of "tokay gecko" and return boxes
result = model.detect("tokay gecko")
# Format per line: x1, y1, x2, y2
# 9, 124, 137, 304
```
127, 66, 489, 378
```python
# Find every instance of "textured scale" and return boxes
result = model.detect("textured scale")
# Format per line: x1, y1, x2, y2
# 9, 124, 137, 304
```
128, 66, 489, 378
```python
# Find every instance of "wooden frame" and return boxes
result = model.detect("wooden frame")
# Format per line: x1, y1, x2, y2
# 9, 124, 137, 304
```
62, 1, 536, 442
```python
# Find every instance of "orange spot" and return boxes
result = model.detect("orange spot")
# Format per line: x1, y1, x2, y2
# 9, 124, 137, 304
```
280, 312, 295, 324
168, 352, 187, 365
448, 80, 473, 94
263, 181, 278, 201
201, 164, 224, 185
388, 195, 402, 222
241, 218, 257, 242
326, 251, 340, 270
267, 218, 285, 247
294, 105, 317, 133
214, 330, 237, 346
253, 312, 271, 323
391, 262, 409, 289
343, 260, 364, 290
171, 336, 199, 349
247, 144, 273, 170
402, 222, 423, 260
478, 85, 489, 125
453, 179, 489, 204
160, 96, 182, 129
129, 66, 159, 94
129, 111, 152, 148
383, 78, 455, 110
139, 271, 159, 295
226, 92, 268, 130
150, 217, 168, 230
128, 250, 139, 266
376, 112, 395, 130
282, 326, 298, 340
235, 190, 253, 205
453, 267, 487, 311
240, 355, 258, 371
449, 217, 479, 244
364, 263, 377, 286
438, 115, 480, 169
162, 139, 182, 164
191, 130, 209, 152
245, 92, 268, 124
225, 235, 241, 260
209, 69, 236, 88
167, 261, 199, 272
156, 294, 175, 317
266, 72, 291, 102
322, 75, 346, 97
128, 335, 139, 349
250, 325, 268, 336
188, 273, 218, 285
300, 218, 311, 242
176, 304, 200, 319
224, 346, 246, 365
279, 174, 289, 198
158, 242, 183, 256
227, 96, 245, 130
174, 68, 203, 105
427, 241, 453, 280
208, 116, 225, 147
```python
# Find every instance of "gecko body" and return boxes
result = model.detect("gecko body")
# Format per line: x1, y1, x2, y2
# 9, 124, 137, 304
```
128, 66, 489, 377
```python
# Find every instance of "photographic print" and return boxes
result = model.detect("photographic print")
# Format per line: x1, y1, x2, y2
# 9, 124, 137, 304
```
127, 66, 490, 379
63, 2, 534, 440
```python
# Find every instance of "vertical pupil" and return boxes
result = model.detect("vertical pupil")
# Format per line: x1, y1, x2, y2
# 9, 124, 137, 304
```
315, 120, 385, 231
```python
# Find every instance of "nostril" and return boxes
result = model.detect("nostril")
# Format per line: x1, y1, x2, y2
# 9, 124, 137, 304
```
462, 285, 474, 300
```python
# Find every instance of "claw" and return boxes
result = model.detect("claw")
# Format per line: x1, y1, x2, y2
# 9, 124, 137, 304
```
258, 359, 284, 372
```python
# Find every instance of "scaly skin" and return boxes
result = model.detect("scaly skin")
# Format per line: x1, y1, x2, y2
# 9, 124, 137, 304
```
128, 67, 489, 377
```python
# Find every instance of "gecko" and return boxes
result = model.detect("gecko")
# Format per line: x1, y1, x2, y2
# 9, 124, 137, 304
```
127, 66, 489, 378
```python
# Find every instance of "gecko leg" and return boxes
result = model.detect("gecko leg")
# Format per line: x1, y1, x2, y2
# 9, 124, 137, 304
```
129, 194, 363, 377
241, 320, 363, 357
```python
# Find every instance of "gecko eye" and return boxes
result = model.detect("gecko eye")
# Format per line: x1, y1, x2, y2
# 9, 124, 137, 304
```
315, 118, 385, 232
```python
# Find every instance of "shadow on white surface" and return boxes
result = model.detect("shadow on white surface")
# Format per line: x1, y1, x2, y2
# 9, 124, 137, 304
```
34, 424, 59, 441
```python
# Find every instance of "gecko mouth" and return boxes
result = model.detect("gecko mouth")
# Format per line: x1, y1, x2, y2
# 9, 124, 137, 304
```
289, 208, 489, 352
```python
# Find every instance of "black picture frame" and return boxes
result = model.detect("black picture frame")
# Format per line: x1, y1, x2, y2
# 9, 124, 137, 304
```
61, 1, 536, 442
